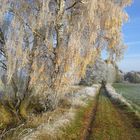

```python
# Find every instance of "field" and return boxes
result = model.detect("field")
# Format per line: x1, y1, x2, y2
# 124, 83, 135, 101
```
113, 83, 140, 106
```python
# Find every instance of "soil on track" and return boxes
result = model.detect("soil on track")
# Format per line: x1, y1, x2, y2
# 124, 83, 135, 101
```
83, 87, 140, 140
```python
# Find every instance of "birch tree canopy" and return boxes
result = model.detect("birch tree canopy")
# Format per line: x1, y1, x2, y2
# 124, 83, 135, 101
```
0, 0, 131, 115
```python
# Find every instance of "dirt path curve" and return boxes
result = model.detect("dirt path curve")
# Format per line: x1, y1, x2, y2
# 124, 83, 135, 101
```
83, 87, 140, 140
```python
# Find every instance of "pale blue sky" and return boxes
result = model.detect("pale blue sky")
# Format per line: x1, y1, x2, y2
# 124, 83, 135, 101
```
118, 0, 140, 72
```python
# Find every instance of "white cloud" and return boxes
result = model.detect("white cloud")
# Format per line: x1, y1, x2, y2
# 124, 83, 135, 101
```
126, 41, 140, 45
124, 54, 140, 58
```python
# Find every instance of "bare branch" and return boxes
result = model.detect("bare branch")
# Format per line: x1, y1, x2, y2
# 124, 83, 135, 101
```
65, 0, 82, 10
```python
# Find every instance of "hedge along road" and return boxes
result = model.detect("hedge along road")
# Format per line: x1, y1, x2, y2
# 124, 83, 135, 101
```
82, 87, 140, 140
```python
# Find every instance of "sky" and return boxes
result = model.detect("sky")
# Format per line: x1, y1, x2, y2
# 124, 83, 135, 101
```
118, 0, 140, 72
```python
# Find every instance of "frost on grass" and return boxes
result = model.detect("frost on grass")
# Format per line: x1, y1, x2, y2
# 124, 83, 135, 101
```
70, 85, 100, 107
20, 84, 100, 140
22, 110, 75, 140
106, 84, 140, 118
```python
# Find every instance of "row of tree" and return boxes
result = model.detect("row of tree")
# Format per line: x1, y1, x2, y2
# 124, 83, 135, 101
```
0, 0, 131, 122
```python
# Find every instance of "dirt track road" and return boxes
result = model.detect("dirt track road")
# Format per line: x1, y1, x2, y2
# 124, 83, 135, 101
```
83, 88, 140, 140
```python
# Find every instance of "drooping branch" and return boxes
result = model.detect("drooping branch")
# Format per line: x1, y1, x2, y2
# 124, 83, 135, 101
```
0, 28, 5, 45
10, 9, 44, 40
65, 0, 82, 10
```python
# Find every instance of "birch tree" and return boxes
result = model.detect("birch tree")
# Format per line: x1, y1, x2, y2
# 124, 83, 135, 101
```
0, 0, 131, 119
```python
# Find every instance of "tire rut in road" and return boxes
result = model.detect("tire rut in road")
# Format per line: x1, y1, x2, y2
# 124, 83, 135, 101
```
82, 87, 101, 140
